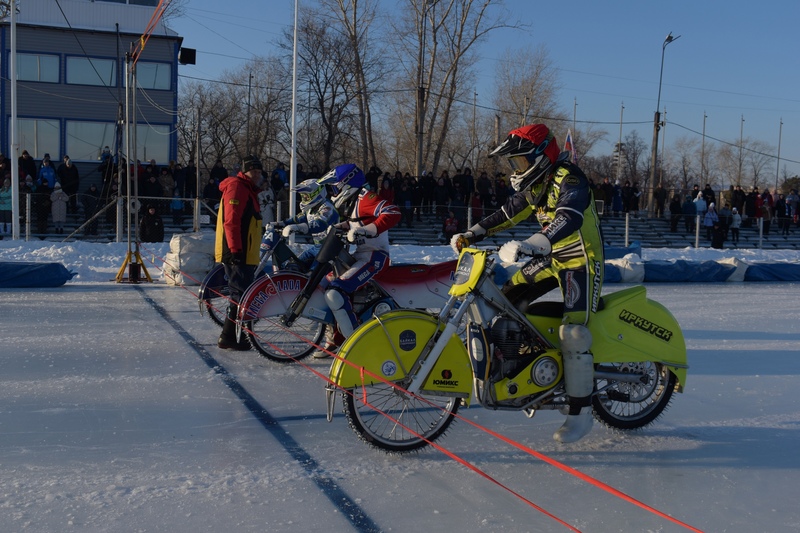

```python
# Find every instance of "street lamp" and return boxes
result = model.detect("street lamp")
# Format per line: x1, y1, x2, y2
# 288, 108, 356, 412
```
648, 32, 680, 215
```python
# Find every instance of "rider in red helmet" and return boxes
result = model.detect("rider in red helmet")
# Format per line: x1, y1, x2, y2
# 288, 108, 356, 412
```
451, 123, 604, 443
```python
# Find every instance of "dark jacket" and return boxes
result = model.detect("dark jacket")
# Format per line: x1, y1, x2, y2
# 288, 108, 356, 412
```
139, 211, 164, 242
57, 162, 80, 194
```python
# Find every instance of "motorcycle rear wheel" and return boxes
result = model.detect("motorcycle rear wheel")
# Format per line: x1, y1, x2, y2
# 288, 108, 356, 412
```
245, 315, 326, 363
343, 383, 459, 453
592, 361, 677, 430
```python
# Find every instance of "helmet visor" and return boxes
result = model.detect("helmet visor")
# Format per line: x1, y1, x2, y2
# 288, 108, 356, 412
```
507, 154, 532, 174
300, 188, 320, 205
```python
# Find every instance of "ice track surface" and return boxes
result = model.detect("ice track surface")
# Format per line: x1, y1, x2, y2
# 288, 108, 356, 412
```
1, 282, 799, 532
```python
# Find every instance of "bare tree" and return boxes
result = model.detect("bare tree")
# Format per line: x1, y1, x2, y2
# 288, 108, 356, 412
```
492, 45, 564, 132
282, 9, 361, 170
161, 0, 188, 24
621, 130, 648, 185
715, 137, 774, 191
745, 139, 774, 192
386, 0, 520, 177
317, 0, 385, 170
579, 154, 615, 183
177, 59, 292, 176
672, 136, 697, 191
0, 0, 13, 20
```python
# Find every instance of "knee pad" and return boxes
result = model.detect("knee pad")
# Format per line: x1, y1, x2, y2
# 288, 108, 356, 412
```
324, 288, 347, 312
559, 324, 592, 356
325, 288, 356, 337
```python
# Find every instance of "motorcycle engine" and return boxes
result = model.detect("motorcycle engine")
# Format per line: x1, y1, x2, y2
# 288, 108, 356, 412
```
352, 283, 379, 308
489, 317, 544, 382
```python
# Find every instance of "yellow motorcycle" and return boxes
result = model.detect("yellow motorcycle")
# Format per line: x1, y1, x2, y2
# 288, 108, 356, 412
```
326, 247, 688, 453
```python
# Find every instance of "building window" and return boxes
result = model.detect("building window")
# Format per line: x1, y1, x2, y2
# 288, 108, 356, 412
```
135, 124, 170, 165
136, 62, 171, 90
66, 56, 117, 87
17, 53, 59, 83
16, 118, 60, 160
66, 121, 116, 161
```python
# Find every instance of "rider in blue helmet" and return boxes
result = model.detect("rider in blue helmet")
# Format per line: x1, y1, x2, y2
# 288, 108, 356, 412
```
314, 164, 401, 358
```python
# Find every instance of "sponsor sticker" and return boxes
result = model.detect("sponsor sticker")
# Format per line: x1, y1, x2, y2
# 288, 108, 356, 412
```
432, 369, 458, 387
399, 330, 417, 351
618, 309, 674, 341
563, 271, 581, 309
381, 360, 397, 377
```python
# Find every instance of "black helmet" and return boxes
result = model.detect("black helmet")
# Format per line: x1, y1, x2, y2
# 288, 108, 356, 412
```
488, 124, 560, 191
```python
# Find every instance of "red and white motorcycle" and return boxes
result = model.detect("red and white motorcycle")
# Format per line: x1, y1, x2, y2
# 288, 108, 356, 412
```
236, 229, 457, 363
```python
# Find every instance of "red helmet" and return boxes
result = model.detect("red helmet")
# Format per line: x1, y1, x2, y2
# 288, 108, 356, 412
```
488, 124, 560, 190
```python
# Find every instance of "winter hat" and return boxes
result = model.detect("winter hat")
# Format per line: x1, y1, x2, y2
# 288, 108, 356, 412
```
709, 203, 715, 208
54, 182, 62, 188
242, 155, 262, 173
733, 208, 738, 213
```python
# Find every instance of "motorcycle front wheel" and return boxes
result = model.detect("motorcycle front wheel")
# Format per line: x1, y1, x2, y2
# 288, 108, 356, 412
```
245, 315, 326, 363
343, 383, 460, 453
202, 289, 229, 327
592, 361, 677, 430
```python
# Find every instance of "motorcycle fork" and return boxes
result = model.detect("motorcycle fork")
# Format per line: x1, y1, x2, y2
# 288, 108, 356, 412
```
405, 294, 473, 395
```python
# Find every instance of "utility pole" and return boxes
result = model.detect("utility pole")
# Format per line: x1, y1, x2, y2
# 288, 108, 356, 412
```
700, 112, 707, 183
246, 71, 253, 154
775, 118, 783, 192
616, 102, 624, 183
738, 115, 744, 187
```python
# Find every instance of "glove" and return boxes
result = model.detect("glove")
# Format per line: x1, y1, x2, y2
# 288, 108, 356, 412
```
282, 223, 308, 237
347, 223, 377, 244
499, 233, 551, 263
449, 224, 486, 254
450, 231, 475, 255
230, 251, 246, 265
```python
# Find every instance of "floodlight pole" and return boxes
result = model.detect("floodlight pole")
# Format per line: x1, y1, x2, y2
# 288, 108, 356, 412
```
647, 32, 679, 215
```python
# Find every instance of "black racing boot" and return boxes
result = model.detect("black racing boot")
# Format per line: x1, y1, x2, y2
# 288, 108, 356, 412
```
217, 304, 251, 351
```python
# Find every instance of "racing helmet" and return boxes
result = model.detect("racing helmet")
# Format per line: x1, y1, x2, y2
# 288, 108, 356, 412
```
293, 178, 326, 211
488, 124, 560, 191
319, 163, 366, 208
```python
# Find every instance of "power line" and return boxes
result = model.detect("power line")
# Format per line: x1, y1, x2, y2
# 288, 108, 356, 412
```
671, 121, 800, 166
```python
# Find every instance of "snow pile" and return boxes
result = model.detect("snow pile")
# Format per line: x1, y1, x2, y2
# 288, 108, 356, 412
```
161, 232, 216, 286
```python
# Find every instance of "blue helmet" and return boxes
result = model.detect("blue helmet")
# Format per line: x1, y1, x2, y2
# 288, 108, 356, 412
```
319, 164, 365, 195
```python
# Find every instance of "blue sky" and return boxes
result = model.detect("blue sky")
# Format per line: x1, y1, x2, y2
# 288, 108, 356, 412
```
168, 0, 800, 180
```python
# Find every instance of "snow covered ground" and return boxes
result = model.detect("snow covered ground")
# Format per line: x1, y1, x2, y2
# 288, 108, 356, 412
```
1, 239, 799, 532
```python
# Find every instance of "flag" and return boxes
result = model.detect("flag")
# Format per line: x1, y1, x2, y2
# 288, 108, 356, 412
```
563, 130, 577, 163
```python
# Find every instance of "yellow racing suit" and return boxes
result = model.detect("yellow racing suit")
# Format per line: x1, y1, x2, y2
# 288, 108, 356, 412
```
474, 160, 603, 326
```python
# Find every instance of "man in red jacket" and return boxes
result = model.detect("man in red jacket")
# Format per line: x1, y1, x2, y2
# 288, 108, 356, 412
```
214, 155, 263, 350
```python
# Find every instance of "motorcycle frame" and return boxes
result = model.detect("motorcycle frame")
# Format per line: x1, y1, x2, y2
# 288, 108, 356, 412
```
327, 247, 688, 417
